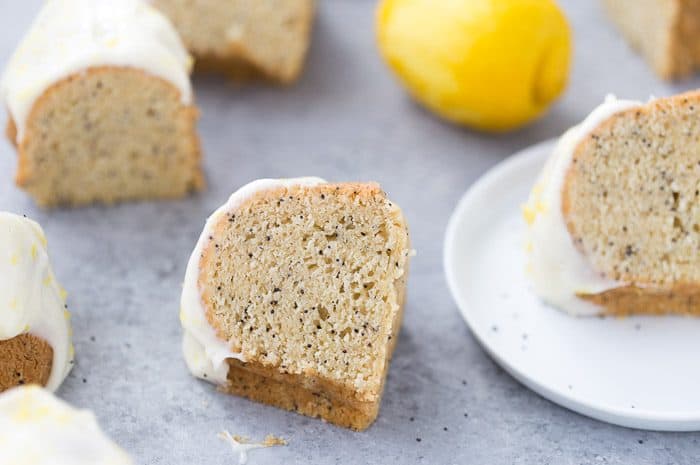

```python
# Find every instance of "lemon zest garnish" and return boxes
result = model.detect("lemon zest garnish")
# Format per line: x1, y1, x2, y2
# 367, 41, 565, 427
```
535, 200, 548, 214
179, 307, 189, 325
522, 204, 536, 225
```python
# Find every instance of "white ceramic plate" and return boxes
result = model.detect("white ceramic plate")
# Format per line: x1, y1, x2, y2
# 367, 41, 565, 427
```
444, 140, 700, 431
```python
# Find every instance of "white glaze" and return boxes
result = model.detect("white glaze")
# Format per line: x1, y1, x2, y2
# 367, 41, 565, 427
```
0, 212, 73, 391
524, 96, 642, 316
0, 0, 192, 142
181, 177, 327, 385
0, 386, 132, 464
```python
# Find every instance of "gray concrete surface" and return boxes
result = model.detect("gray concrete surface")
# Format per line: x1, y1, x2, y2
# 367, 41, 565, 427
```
1, 1, 699, 463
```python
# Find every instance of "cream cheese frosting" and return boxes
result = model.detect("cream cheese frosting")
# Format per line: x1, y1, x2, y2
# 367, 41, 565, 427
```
181, 177, 327, 385
0, 212, 73, 390
523, 95, 642, 316
0, 0, 193, 143
0, 386, 133, 465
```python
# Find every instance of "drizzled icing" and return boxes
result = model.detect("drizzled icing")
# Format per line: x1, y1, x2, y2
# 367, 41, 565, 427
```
0, 0, 192, 142
524, 96, 642, 316
0, 386, 133, 464
180, 178, 326, 384
0, 212, 73, 390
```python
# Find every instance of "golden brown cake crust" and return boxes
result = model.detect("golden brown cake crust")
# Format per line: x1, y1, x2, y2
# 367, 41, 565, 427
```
10, 65, 204, 207
199, 182, 410, 430
0, 333, 53, 392
222, 266, 406, 431
5, 117, 18, 149
563, 90, 700, 315
193, 54, 267, 83
579, 285, 700, 316
224, 363, 378, 431
666, 0, 700, 79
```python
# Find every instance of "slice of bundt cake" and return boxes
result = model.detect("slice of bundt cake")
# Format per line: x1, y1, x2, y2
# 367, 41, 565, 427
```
1, 0, 203, 207
0, 213, 73, 392
525, 90, 700, 316
602, 0, 700, 80
180, 178, 412, 430
153, 0, 315, 83
0, 386, 133, 464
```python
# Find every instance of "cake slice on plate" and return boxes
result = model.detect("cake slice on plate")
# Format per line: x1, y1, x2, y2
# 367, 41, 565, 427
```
525, 90, 700, 316
180, 178, 412, 430
1, 0, 203, 207
153, 0, 315, 83
0, 213, 73, 392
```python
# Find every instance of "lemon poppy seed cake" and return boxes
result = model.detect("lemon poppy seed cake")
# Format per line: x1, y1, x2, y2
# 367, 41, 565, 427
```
1, 0, 203, 208
0, 386, 133, 464
0, 213, 73, 392
525, 91, 700, 316
153, 0, 315, 83
180, 178, 412, 430
602, 0, 700, 80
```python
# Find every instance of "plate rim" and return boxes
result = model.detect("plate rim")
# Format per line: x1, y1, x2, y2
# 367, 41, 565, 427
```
443, 139, 700, 432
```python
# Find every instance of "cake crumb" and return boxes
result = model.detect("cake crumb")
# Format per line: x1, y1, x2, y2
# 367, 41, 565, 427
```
218, 431, 287, 464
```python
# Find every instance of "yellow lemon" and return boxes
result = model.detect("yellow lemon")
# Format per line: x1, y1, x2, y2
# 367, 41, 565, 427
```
376, 0, 572, 132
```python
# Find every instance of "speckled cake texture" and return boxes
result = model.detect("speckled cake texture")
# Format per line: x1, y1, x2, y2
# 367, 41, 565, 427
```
526, 90, 700, 316
181, 179, 411, 430
7, 67, 203, 207
0, 333, 53, 391
564, 90, 700, 315
1, 0, 203, 207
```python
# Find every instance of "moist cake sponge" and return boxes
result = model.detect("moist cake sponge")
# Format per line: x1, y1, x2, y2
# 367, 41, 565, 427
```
602, 0, 700, 80
525, 90, 700, 316
181, 178, 412, 430
1, 0, 203, 207
153, 0, 315, 83
0, 334, 53, 392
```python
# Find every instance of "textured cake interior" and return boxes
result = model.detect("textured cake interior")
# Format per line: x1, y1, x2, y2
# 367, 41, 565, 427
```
198, 183, 410, 428
0, 334, 53, 392
602, 0, 700, 79
153, 0, 314, 82
11, 66, 202, 207
564, 92, 700, 294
